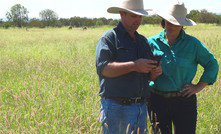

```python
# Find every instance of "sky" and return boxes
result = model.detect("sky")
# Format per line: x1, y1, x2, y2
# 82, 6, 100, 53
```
0, 0, 221, 20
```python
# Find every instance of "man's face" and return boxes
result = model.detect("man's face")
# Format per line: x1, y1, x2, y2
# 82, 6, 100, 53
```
120, 12, 142, 33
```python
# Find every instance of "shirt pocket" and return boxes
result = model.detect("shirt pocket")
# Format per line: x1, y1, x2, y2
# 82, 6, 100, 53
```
115, 46, 136, 62
176, 56, 193, 68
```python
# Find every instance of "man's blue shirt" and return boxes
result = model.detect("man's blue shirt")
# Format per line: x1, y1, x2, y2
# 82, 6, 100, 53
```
95, 22, 153, 97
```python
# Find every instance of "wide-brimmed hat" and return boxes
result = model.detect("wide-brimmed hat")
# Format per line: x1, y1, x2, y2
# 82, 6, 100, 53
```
157, 2, 196, 26
107, 0, 149, 17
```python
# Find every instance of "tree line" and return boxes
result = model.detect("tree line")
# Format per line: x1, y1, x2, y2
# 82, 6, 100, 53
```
1, 4, 221, 29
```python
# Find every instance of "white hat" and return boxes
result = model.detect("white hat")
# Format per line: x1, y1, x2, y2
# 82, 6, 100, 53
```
157, 2, 196, 26
107, 0, 149, 17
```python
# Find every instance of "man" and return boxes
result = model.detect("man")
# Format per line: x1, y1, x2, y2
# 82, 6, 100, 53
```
95, 0, 162, 133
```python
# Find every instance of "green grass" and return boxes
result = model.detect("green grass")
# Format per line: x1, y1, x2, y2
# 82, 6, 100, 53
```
0, 25, 220, 133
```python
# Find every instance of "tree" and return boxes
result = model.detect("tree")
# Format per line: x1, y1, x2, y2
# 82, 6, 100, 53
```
5, 4, 29, 27
70, 16, 82, 27
109, 20, 119, 26
99, 17, 108, 25
0, 19, 3, 26
142, 16, 161, 25
29, 18, 43, 28
39, 9, 58, 27
186, 10, 200, 22
59, 18, 70, 26
218, 15, 221, 24
83, 18, 94, 27
96, 20, 104, 26
196, 9, 216, 23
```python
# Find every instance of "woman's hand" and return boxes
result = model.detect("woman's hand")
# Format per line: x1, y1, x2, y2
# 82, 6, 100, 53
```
180, 82, 208, 98
149, 62, 162, 81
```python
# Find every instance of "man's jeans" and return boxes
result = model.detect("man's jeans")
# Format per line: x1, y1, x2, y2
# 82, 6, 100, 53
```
100, 97, 147, 134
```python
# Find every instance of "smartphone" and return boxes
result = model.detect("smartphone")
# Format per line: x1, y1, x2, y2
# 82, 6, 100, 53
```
152, 55, 162, 66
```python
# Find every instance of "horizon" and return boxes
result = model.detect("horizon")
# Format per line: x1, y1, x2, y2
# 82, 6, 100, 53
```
1, 0, 221, 20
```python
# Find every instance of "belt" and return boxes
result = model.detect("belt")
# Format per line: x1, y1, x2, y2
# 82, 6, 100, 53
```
151, 89, 183, 98
104, 97, 147, 105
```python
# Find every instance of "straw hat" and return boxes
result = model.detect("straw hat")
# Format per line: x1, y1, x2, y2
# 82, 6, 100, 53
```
157, 2, 196, 26
107, 0, 149, 16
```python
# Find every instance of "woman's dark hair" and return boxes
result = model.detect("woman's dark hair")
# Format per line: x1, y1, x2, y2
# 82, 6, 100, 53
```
160, 19, 185, 30
160, 19, 165, 28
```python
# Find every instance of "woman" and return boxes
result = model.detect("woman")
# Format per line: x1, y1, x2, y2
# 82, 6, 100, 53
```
147, 2, 219, 134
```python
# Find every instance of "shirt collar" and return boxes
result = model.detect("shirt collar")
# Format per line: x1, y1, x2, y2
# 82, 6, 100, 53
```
117, 22, 127, 35
116, 22, 139, 38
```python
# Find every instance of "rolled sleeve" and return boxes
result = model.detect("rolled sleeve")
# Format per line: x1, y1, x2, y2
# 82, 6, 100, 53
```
200, 59, 219, 85
95, 35, 116, 76
196, 41, 219, 85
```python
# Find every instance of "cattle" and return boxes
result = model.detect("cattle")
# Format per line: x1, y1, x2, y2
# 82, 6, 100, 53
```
82, 26, 87, 30
68, 25, 72, 29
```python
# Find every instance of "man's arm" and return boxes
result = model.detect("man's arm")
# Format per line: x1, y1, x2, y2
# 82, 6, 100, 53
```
102, 59, 157, 78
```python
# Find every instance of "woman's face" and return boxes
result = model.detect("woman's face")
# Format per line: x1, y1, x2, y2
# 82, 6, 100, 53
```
165, 21, 183, 33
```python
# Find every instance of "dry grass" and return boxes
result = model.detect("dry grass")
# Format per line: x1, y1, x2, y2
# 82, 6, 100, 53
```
0, 24, 220, 133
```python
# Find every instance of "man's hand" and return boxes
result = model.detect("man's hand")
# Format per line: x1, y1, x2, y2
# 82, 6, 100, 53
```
134, 59, 157, 73
102, 59, 157, 78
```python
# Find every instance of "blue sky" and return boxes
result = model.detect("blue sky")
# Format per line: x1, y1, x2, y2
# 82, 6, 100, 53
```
1, 0, 221, 19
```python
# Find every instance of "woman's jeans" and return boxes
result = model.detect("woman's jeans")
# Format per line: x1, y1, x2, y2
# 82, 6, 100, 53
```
100, 97, 147, 134
147, 93, 197, 134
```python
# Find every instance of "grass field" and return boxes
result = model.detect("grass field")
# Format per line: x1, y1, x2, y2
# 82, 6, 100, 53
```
0, 24, 220, 133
